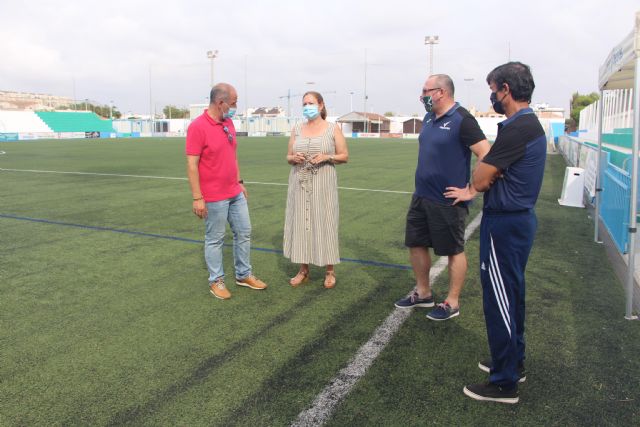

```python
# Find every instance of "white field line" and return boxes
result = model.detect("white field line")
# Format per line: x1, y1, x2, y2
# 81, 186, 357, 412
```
0, 168, 187, 181
291, 212, 483, 427
0, 168, 412, 194
0, 151, 6, 155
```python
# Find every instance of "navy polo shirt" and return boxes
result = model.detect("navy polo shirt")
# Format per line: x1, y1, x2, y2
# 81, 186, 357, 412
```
414, 103, 486, 206
481, 108, 547, 212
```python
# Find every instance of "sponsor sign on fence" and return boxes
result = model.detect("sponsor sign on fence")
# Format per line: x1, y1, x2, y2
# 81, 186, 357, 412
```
0, 133, 19, 141
59, 132, 86, 139
352, 133, 380, 138
19, 133, 56, 140
583, 149, 598, 200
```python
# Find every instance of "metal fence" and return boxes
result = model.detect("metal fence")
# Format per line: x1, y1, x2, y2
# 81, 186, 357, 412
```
558, 135, 630, 253
578, 89, 634, 142
602, 163, 631, 253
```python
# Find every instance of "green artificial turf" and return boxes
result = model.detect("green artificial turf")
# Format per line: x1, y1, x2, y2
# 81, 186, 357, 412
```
1, 138, 637, 426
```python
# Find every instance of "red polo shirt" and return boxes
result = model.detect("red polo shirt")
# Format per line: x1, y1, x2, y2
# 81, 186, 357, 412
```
186, 110, 241, 202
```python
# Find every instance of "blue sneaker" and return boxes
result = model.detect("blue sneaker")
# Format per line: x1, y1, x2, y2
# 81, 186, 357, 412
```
426, 301, 459, 321
394, 288, 434, 308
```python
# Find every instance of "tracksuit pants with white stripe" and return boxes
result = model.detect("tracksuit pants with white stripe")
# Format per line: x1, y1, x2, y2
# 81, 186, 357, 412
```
479, 209, 537, 389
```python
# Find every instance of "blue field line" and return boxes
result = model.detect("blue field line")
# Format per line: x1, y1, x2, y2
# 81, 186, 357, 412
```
0, 213, 412, 271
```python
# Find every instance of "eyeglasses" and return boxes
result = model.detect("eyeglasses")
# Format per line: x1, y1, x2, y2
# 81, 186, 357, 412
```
222, 126, 233, 142
422, 87, 441, 95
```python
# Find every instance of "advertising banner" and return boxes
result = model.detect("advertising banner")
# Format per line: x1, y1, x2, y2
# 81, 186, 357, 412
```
0, 133, 19, 142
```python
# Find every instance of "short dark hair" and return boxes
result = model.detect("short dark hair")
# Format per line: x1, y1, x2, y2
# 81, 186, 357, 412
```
486, 61, 535, 103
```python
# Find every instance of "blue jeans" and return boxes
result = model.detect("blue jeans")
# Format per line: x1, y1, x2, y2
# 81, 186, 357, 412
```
204, 192, 252, 283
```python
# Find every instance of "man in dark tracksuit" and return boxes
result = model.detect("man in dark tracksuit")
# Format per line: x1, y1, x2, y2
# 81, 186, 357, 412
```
464, 62, 546, 404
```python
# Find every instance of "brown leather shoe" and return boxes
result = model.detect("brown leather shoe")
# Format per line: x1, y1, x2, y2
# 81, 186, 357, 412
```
324, 271, 336, 289
210, 279, 231, 299
290, 269, 309, 287
236, 275, 267, 290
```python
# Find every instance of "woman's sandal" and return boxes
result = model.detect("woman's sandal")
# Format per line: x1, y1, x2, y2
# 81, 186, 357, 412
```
324, 271, 336, 289
290, 270, 309, 287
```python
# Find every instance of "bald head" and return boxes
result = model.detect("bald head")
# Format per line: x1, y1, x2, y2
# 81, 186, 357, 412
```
210, 83, 237, 105
429, 74, 455, 98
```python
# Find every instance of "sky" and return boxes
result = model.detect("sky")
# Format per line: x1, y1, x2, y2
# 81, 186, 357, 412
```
1, 0, 638, 117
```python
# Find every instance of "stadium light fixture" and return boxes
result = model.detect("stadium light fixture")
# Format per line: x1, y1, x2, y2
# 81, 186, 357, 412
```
207, 50, 219, 88
424, 35, 439, 75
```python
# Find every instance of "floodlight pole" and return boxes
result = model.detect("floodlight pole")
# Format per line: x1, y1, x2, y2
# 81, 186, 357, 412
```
72, 77, 77, 111
424, 35, 439, 75
464, 78, 474, 107
148, 64, 153, 134
349, 91, 354, 112
364, 49, 368, 132
244, 54, 248, 132
109, 100, 113, 119
207, 50, 219, 88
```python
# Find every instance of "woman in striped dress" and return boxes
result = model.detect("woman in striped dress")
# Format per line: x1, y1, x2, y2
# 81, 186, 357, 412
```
284, 91, 349, 288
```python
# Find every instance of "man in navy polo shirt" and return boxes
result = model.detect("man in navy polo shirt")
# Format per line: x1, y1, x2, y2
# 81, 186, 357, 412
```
395, 74, 490, 321
464, 62, 546, 404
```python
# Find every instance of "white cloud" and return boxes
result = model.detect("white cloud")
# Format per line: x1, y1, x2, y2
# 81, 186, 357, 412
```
1, 0, 638, 114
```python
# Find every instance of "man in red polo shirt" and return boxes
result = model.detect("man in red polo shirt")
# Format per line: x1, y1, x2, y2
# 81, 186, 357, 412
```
186, 82, 267, 300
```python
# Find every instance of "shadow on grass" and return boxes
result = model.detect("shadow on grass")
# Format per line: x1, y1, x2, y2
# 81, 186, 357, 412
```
106, 284, 325, 426
218, 266, 412, 426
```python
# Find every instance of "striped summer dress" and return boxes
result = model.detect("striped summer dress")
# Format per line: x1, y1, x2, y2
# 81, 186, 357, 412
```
283, 122, 340, 266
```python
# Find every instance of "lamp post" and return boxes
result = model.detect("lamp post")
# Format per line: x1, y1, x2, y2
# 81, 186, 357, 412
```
244, 54, 248, 132
424, 35, 439, 75
349, 91, 354, 112
72, 77, 76, 111
364, 49, 368, 131
149, 64, 153, 131
207, 50, 219, 88
463, 78, 474, 108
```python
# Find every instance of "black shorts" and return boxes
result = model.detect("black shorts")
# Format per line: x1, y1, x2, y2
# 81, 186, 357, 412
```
405, 195, 468, 256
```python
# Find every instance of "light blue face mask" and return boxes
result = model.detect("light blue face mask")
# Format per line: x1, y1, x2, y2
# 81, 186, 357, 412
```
223, 107, 237, 119
303, 104, 320, 120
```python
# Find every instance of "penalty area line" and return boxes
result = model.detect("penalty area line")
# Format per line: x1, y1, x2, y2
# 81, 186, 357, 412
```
291, 211, 483, 427
0, 167, 411, 194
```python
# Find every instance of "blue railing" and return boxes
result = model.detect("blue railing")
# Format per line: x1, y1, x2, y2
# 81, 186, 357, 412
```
601, 163, 630, 253
558, 135, 631, 254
